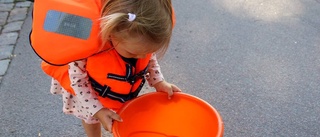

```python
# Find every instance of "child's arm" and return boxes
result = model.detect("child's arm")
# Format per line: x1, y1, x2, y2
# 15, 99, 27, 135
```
147, 54, 182, 99
68, 60, 122, 132
146, 53, 165, 86
68, 60, 104, 116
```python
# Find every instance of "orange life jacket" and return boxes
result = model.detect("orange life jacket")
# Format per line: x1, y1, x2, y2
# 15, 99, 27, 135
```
30, 0, 176, 66
88, 50, 152, 110
42, 50, 151, 110
37, 0, 176, 110
30, 0, 104, 65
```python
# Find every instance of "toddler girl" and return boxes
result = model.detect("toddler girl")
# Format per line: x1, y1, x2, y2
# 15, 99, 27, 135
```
43, 0, 181, 136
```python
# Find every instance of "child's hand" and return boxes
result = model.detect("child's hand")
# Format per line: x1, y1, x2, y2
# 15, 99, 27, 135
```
93, 108, 122, 133
153, 81, 182, 99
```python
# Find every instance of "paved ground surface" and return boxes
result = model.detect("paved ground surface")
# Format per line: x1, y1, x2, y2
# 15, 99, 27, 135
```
0, 0, 320, 137
0, 0, 31, 83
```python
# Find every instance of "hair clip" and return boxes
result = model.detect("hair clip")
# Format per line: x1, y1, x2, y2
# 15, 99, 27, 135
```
128, 13, 136, 22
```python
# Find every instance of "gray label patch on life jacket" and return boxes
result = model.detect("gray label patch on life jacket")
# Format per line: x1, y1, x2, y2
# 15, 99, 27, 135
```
43, 10, 92, 40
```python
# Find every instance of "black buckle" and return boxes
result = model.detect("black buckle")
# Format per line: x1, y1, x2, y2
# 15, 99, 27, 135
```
127, 66, 148, 84
100, 85, 110, 97
107, 65, 148, 85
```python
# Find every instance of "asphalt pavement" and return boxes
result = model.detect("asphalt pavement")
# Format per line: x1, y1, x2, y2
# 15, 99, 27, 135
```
1, 0, 320, 137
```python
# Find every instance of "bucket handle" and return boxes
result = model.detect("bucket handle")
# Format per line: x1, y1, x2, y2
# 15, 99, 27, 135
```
129, 130, 179, 137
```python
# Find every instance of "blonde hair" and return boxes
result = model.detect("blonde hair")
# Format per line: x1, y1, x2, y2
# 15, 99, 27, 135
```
100, 0, 173, 57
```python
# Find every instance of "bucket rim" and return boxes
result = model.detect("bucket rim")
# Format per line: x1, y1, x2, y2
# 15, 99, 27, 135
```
112, 92, 224, 137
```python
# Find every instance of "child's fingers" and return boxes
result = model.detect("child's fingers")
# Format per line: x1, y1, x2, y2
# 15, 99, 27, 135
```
106, 118, 113, 132
99, 109, 122, 133
172, 84, 182, 92
167, 88, 173, 99
109, 112, 123, 122
100, 116, 113, 132
105, 112, 122, 132
167, 84, 182, 99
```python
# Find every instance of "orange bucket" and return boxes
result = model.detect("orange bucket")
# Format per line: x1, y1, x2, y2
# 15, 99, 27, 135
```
112, 92, 224, 137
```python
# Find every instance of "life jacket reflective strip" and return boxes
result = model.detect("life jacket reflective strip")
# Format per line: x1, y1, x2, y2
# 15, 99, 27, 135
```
30, 0, 104, 66
41, 50, 151, 110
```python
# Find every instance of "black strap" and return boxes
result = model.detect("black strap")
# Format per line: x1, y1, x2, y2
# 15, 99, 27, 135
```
90, 62, 148, 103
107, 64, 132, 83
89, 77, 145, 103
108, 64, 148, 84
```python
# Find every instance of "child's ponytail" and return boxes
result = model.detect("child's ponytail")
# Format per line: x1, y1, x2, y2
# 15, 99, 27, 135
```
100, 0, 174, 57
100, 13, 127, 45
160, 0, 173, 24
